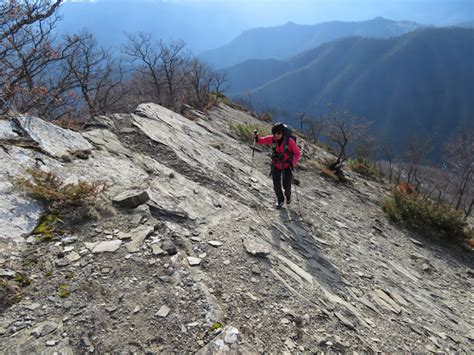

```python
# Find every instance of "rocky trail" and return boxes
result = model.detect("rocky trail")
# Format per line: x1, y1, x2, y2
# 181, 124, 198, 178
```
0, 103, 473, 353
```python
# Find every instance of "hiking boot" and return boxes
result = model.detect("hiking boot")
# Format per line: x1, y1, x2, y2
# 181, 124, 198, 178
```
275, 201, 284, 209
286, 195, 291, 205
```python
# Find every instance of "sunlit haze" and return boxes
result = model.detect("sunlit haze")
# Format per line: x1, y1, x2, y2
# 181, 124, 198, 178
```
58, 0, 474, 52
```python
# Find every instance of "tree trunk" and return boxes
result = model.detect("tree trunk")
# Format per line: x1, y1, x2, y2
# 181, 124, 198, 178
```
464, 199, 474, 220
455, 170, 471, 210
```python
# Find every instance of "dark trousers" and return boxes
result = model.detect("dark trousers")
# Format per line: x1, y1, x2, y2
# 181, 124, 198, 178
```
272, 167, 293, 203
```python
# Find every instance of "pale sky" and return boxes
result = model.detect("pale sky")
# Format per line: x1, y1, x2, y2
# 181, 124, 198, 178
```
58, 0, 474, 52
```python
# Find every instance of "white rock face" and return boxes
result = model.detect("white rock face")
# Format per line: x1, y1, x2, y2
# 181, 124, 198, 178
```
0, 120, 18, 140
0, 147, 43, 243
15, 115, 93, 158
85, 240, 122, 253
82, 129, 129, 156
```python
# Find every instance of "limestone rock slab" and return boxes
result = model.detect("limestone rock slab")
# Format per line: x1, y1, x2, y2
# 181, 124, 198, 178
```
242, 238, 271, 257
0, 148, 43, 242
124, 226, 154, 253
85, 240, 122, 253
15, 115, 92, 159
0, 119, 18, 140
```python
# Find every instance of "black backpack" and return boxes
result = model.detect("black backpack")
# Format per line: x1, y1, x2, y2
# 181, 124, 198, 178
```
272, 124, 297, 154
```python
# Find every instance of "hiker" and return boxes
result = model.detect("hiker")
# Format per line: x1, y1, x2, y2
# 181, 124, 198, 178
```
254, 122, 301, 209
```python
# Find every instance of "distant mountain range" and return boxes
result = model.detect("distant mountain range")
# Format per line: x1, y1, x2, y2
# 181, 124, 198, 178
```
228, 27, 474, 156
457, 20, 474, 28
200, 17, 423, 69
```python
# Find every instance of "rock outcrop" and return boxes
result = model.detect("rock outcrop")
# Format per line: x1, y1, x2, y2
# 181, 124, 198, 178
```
0, 103, 472, 353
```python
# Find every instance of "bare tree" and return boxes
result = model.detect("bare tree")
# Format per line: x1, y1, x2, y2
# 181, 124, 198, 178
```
296, 113, 327, 143
244, 91, 255, 113
66, 31, 124, 118
0, 0, 105, 120
354, 132, 377, 161
158, 40, 189, 110
465, 199, 474, 220
443, 130, 474, 211
187, 58, 228, 110
403, 133, 432, 189
1, 10, 87, 119
323, 106, 371, 171
307, 115, 327, 144
379, 136, 396, 183
296, 113, 306, 132
0, 0, 62, 42
212, 68, 228, 95
122, 33, 164, 101
111, 71, 154, 113
1, 0, 66, 115
123, 35, 195, 111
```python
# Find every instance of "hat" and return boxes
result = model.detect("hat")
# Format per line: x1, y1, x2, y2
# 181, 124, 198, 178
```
271, 122, 284, 134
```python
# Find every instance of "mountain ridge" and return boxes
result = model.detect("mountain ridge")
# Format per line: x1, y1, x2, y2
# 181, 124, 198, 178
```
229, 27, 474, 156
200, 17, 423, 68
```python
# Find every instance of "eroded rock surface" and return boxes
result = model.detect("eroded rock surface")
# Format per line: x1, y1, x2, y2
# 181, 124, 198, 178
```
0, 103, 472, 353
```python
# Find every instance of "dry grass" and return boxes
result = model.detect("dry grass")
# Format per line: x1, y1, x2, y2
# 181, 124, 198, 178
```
349, 157, 379, 179
13, 168, 107, 210
229, 123, 268, 142
304, 159, 337, 179
13, 168, 109, 240
258, 112, 273, 122
467, 239, 474, 248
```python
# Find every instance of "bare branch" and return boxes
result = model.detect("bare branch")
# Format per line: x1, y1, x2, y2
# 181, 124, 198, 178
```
323, 106, 371, 169
0, 0, 62, 41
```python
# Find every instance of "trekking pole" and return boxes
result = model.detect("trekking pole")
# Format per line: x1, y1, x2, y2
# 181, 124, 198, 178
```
295, 178, 303, 217
249, 130, 258, 180
293, 141, 305, 218
293, 174, 302, 217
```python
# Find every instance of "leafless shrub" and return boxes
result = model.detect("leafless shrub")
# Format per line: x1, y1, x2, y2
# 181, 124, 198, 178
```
299, 113, 328, 144
403, 133, 433, 190
322, 106, 371, 175
65, 31, 125, 119
443, 130, 473, 213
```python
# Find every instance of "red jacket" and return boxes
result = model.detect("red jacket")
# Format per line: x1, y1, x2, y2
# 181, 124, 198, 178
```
256, 135, 301, 170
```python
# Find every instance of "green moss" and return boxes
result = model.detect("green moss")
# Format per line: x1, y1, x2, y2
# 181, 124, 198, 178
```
58, 284, 70, 298
203, 321, 224, 338
32, 212, 61, 241
210, 322, 223, 331
14, 272, 31, 286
